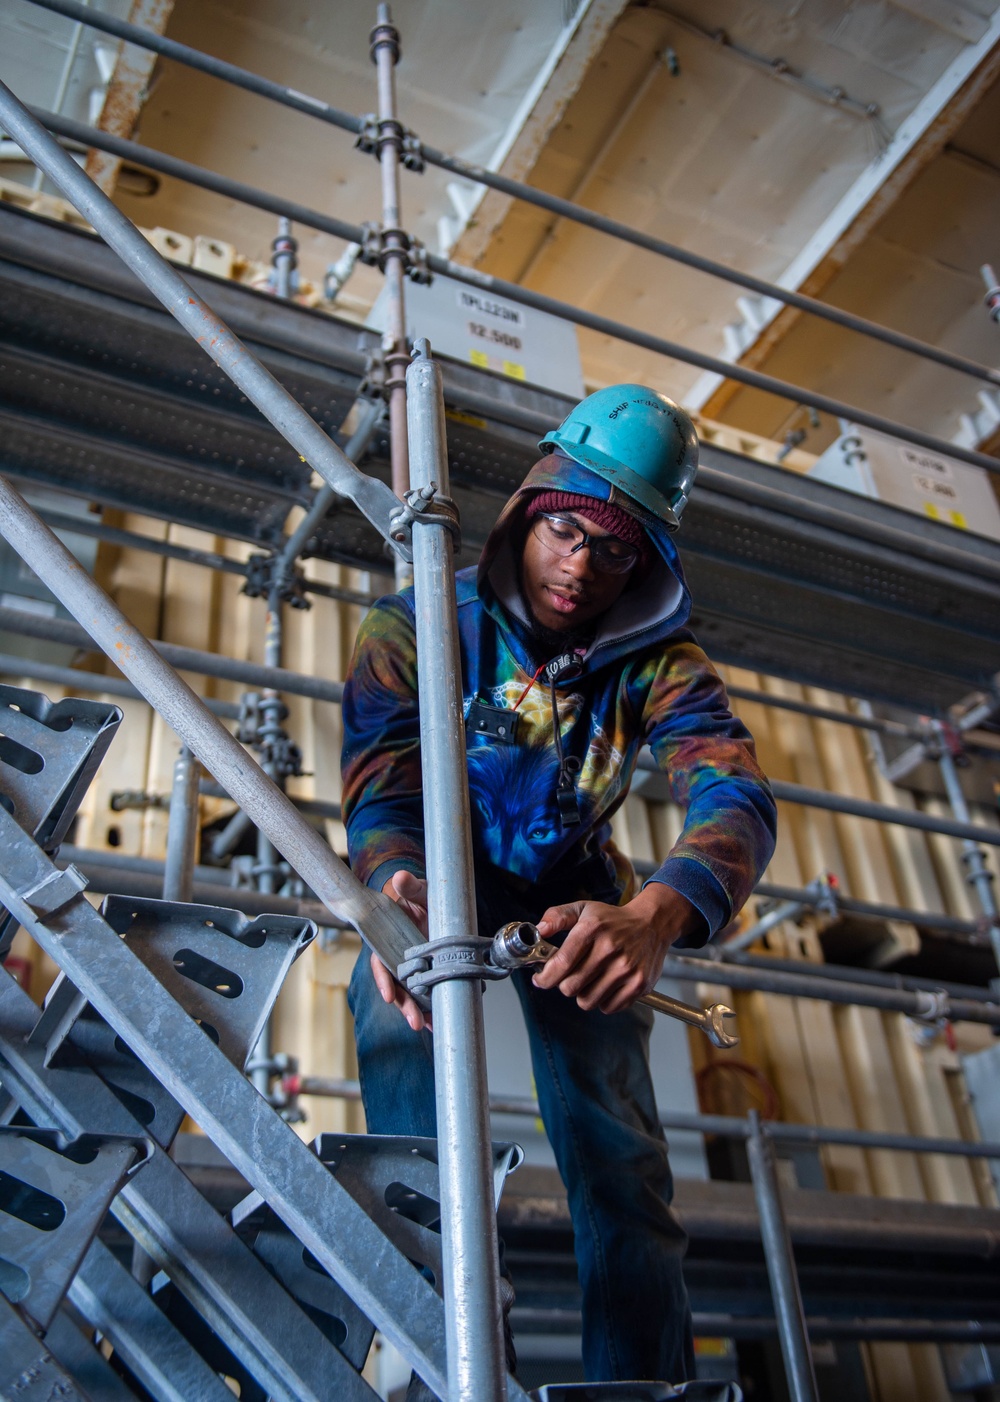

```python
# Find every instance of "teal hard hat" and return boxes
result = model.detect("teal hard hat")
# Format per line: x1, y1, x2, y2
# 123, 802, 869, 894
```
538, 384, 699, 529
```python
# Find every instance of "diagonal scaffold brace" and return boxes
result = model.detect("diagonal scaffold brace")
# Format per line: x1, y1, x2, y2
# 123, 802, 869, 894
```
0, 71, 520, 1402
0, 77, 419, 976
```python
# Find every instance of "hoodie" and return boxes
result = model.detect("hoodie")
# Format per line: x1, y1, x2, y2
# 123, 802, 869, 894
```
341, 454, 777, 944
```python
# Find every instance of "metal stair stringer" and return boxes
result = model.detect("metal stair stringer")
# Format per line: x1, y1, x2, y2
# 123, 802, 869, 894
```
0, 963, 378, 1402
0, 804, 533, 1402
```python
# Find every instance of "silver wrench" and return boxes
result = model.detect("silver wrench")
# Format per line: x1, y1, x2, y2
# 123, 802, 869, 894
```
491, 921, 739, 1050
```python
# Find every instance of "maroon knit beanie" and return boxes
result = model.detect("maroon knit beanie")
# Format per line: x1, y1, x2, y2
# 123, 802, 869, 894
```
525, 490, 651, 569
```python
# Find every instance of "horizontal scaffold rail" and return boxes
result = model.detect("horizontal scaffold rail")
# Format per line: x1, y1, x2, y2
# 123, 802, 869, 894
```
2, 607, 996, 851
35, 505, 383, 605
18, 103, 1000, 482
292, 1076, 1000, 1160
20, 0, 1000, 393
0, 607, 345, 703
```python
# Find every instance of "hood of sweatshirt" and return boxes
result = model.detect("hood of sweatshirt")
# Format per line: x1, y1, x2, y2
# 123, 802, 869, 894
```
475, 452, 692, 673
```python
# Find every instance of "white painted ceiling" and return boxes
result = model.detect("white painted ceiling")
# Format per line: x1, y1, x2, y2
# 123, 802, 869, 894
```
1, 0, 998, 454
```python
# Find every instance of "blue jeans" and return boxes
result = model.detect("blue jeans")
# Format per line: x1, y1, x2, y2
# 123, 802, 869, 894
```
347, 862, 695, 1385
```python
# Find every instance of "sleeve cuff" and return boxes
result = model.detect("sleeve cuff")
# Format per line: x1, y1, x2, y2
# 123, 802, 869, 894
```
644, 855, 731, 948
367, 858, 426, 894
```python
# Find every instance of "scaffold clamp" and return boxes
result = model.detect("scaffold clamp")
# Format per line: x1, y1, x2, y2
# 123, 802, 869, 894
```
355, 112, 425, 172
359, 219, 433, 283
388, 484, 462, 552
398, 934, 510, 1004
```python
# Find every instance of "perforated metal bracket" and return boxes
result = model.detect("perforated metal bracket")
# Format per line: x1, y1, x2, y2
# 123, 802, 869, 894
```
231, 1132, 520, 1367
28, 972, 188, 1149
0, 684, 122, 850
100, 897, 316, 1072
0, 1125, 151, 1333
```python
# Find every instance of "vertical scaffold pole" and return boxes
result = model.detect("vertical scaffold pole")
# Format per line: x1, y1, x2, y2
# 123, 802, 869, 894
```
370, 4, 412, 589
162, 744, 199, 903
746, 1111, 820, 1402
935, 722, 1000, 973
406, 340, 507, 1402
271, 216, 297, 300
248, 591, 286, 1098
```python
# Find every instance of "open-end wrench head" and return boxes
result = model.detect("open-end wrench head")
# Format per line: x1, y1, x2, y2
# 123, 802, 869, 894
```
707, 1004, 739, 1049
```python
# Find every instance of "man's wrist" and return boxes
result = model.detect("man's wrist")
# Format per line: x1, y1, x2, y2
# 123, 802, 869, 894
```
627, 881, 700, 949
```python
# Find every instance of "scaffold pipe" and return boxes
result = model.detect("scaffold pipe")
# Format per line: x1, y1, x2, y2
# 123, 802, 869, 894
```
0, 83, 409, 557
20, 0, 1000, 393
660, 954, 1000, 1025
19, 102, 1000, 481
0, 474, 421, 971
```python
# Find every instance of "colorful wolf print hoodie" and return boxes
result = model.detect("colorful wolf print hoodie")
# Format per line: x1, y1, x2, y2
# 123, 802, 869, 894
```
341, 454, 776, 944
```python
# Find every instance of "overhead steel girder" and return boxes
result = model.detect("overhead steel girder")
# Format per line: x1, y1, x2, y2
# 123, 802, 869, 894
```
1, 206, 999, 709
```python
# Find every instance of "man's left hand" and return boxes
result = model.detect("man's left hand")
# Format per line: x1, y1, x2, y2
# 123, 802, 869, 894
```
532, 883, 700, 1014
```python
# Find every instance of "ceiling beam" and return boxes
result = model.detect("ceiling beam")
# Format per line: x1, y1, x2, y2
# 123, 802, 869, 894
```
686, 9, 1000, 421
445, 0, 631, 263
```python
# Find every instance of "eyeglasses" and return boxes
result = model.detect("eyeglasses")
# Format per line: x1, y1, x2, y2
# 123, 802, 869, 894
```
531, 513, 640, 575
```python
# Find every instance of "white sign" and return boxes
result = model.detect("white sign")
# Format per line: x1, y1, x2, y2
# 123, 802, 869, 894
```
808, 425, 1000, 543
367, 274, 584, 398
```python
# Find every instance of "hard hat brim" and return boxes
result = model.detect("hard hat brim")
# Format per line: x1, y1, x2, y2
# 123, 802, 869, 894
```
539, 435, 682, 530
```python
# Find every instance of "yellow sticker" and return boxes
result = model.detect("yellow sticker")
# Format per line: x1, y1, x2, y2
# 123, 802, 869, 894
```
924, 502, 941, 521
503, 360, 526, 380
446, 409, 487, 430
949, 509, 967, 529
469, 349, 489, 368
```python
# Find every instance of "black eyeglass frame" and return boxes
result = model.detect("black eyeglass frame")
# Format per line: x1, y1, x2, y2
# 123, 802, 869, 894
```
531, 512, 640, 575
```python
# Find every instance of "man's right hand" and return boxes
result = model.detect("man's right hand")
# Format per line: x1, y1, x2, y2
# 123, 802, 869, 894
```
374, 871, 432, 1032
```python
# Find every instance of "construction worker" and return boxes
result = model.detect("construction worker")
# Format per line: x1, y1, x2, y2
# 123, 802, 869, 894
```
341, 383, 777, 1385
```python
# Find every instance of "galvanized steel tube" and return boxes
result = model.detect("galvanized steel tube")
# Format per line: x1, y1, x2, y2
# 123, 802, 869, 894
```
692, 944, 995, 1002
371, 5, 412, 591
33, 511, 378, 607
660, 955, 1000, 1027
936, 726, 1000, 971
0, 83, 407, 553
21, 101, 1000, 480
724, 685, 922, 738
291, 1077, 1000, 1163
249, 587, 286, 1096
638, 752, 1000, 849
746, 1112, 820, 1402
0, 653, 242, 720
162, 746, 199, 904
271, 217, 296, 301
406, 342, 507, 1402
21, 0, 1000, 392
279, 399, 385, 570
0, 607, 345, 704
0, 474, 420, 971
